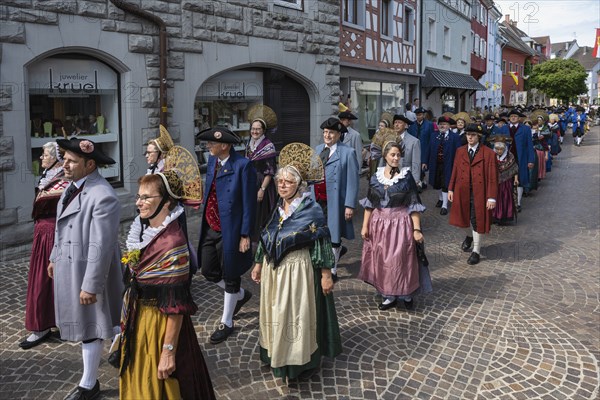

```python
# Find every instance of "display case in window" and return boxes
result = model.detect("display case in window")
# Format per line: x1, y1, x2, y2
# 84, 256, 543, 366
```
28, 55, 121, 182
194, 70, 263, 167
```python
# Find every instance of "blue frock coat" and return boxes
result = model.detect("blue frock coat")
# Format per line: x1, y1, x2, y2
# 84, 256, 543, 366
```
198, 150, 257, 280
424, 131, 462, 189
408, 119, 435, 164
499, 124, 535, 189
314, 142, 359, 243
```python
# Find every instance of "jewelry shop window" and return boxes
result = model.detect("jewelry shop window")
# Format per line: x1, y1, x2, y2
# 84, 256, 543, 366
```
194, 70, 263, 165
28, 54, 122, 183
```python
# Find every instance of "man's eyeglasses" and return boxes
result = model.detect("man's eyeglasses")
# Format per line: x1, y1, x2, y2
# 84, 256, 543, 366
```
135, 194, 161, 202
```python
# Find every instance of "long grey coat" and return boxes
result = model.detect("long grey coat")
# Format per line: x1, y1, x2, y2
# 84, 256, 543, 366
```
314, 142, 359, 243
400, 132, 421, 183
50, 169, 123, 342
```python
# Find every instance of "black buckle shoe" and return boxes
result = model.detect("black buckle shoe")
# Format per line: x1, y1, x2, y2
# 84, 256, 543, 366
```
210, 323, 234, 344
440, 207, 448, 215
339, 246, 348, 260
19, 330, 52, 350
378, 298, 397, 311
461, 236, 473, 252
64, 380, 100, 400
435, 200, 443, 208
233, 290, 252, 316
467, 252, 480, 265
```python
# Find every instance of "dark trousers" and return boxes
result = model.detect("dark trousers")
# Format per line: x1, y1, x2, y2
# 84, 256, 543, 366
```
200, 225, 241, 293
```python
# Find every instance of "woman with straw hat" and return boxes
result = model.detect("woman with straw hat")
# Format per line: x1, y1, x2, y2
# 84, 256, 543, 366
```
251, 143, 342, 381
246, 104, 278, 242
118, 151, 214, 399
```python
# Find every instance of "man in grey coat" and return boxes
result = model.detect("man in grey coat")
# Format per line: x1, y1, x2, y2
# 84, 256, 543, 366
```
338, 110, 364, 170
314, 117, 359, 281
49, 137, 123, 400
393, 114, 421, 184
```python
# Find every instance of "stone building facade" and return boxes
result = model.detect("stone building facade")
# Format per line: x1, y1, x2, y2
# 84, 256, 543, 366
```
0, 0, 341, 258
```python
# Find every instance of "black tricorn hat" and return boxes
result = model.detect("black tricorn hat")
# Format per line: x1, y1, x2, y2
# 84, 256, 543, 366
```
414, 107, 427, 114
196, 126, 242, 144
57, 137, 115, 165
507, 109, 525, 117
320, 117, 344, 131
338, 111, 358, 120
465, 123, 484, 134
437, 116, 456, 125
484, 113, 495, 120
393, 114, 413, 125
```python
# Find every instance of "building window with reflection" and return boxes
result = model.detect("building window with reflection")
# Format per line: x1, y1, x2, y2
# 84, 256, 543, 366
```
28, 54, 122, 183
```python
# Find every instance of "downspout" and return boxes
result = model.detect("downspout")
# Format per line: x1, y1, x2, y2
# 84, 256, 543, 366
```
109, 0, 168, 128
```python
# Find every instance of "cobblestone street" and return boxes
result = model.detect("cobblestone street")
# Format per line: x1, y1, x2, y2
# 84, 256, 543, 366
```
1, 128, 599, 399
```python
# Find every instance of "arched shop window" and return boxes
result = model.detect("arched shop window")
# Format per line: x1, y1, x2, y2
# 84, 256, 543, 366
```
194, 68, 310, 167
28, 54, 122, 184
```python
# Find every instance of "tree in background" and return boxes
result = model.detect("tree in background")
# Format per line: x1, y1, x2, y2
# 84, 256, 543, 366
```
528, 59, 587, 104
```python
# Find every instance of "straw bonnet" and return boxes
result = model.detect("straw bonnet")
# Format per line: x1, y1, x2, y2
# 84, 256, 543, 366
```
149, 125, 175, 153
248, 104, 278, 130
278, 143, 324, 184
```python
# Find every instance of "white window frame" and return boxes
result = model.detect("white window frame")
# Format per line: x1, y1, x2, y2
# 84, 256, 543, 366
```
462, 35, 468, 63
343, 0, 366, 28
381, 0, 394, 39
443, 26, 451, 57
274, 0, 303, 10
428, 17, 437, 52
403, 5, 415, 43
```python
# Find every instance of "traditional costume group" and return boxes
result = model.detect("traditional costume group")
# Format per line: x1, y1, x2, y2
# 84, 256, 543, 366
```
23, 98, 586, 398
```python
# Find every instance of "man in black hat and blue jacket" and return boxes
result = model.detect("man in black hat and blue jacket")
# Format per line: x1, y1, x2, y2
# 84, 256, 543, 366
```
196, 127, 257, 344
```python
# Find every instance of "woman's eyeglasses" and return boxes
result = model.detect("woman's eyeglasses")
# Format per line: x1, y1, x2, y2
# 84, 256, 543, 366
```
135, 194, 161, 202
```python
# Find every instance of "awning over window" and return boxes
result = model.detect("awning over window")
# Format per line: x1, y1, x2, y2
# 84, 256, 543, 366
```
422, 68, 486, 91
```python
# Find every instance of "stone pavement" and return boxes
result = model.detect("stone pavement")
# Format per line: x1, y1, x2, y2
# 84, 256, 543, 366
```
1, 128, 599, 399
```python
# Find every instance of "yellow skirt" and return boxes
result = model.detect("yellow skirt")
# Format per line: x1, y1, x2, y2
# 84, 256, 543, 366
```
120, 304, 181, 400
259, 249, 318, 368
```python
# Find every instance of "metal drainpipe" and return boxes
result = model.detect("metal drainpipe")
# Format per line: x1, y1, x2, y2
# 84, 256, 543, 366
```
109, 0, 168, 128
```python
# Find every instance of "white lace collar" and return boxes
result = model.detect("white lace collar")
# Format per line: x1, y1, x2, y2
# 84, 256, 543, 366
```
249, 135, 265, 152
375, 166, 409, 186
278, 192, 310, 221
126, 204, 184, 251
38, 166, 63, 189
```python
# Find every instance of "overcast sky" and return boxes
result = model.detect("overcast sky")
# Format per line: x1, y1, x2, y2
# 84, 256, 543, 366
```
494, 0, 600, 47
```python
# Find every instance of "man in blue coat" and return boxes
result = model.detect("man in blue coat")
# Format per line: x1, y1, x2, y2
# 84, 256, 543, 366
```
574, 107, 587, 146
499, 110, 535, 211
314, 117, 359, 281
423, 116, 462, 215
482, 114, 499, 148
197, 127, 257, 344
408, 107, 434, 189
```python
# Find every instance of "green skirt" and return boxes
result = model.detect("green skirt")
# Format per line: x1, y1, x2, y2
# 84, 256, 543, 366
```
259, 250, 342, 381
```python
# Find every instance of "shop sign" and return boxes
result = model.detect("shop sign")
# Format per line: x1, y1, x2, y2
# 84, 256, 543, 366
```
28, 58, 117, 93
198, 71, 263, 100
48, 69, 98, 94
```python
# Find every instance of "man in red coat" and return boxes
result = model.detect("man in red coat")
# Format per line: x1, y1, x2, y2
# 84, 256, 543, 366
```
448, 124, 498, 265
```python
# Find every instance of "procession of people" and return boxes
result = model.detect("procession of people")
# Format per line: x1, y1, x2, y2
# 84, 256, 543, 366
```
18, 99, 590, 398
